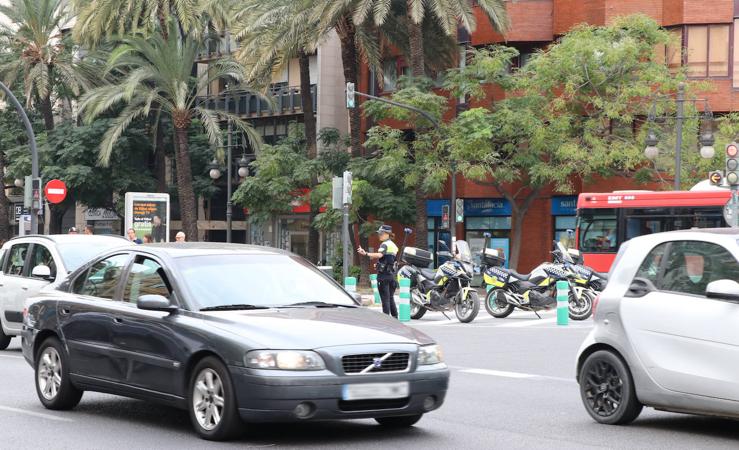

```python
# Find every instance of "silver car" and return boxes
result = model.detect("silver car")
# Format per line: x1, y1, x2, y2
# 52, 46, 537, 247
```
576, 229, 739, 424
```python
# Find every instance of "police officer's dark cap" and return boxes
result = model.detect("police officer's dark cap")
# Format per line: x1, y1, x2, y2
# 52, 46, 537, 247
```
377, 224, 392, 234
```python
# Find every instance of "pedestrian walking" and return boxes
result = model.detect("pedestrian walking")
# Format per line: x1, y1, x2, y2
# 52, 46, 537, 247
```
143, 234, 153, 244
175, 231, 186, 242
358, 224, 398, 318
84, 224, 94, 235
68, 227, 78, 234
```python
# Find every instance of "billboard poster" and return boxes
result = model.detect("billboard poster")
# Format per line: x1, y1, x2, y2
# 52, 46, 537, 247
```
124, 192, 170, 243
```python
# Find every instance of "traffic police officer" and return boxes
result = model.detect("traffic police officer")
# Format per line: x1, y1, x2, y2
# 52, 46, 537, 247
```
358, 224, 398, 318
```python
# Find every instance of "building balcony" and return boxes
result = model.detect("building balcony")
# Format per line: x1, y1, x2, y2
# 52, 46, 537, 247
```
196, 84, 317, 118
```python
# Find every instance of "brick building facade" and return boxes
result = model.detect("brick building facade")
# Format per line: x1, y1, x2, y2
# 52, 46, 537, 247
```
360, 0, 739, 271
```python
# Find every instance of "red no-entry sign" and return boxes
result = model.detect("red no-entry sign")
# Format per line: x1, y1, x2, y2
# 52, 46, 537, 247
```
44, 179, 67, 204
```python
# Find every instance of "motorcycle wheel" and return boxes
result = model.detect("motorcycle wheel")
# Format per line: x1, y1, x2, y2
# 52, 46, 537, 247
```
410, 290, 427, 320
484, 289, 514, 318
569, 289, 593, 321
455, 290, 480, 323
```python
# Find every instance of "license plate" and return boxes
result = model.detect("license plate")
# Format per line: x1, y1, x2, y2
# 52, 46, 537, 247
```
342, 382, 410, 401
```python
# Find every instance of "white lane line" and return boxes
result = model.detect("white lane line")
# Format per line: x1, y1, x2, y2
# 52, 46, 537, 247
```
452, 366, 574, 383
414, 314, 499, 326
0, 405, 74, 422
0, 354, 24, 359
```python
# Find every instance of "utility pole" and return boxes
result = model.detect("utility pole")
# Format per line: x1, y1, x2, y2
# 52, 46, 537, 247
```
345, 83, 457, 242
0, 81, 40, 234
225, 30, 233, 243
674, 82, 685, 190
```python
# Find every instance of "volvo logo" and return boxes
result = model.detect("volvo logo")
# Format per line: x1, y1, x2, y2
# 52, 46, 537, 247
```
372, 357, 383, 369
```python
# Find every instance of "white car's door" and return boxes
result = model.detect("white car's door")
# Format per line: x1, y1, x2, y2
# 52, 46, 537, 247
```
621, 240, 739, 401
0, 242, 32, 334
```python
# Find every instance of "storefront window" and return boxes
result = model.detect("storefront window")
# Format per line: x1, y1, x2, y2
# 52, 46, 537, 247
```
554, 216, 577, 248
464, 200, 512, 282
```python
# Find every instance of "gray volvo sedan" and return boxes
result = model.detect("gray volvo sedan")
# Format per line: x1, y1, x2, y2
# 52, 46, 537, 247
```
21, 243, 449, 440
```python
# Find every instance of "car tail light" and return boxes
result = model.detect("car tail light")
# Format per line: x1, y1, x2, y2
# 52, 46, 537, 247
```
592, 293, 601, 318
22, 307, 27, 319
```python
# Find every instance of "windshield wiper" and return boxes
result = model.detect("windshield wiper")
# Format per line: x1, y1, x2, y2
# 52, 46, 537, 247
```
278, 301, 356, 308
200, 304, 270, 312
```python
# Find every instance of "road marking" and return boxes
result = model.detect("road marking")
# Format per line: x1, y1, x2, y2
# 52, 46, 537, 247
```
0, 405, 74, 422
452, 366, 574, 383
414, 314, 499, 326
0, 354, 24, 359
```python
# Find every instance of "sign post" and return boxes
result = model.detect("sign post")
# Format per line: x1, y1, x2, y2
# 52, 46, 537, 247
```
342, 171, 352, 281
44, 179, 67, 204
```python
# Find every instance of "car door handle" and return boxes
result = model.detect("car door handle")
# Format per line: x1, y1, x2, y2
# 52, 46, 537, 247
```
60, 307, 71, 316
21, 285, 28, 290
113, 317, 123, 324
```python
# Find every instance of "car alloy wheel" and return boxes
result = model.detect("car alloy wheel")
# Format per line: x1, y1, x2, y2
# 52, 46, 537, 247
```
38, 347, 62, 401
579, 350, 642, 425
192, 368, 225, 431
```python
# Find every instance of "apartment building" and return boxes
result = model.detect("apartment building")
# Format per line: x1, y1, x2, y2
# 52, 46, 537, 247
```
359, 0, 739, 271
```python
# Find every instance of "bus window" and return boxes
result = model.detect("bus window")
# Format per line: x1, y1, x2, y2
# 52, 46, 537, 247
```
578, 209, 617, 253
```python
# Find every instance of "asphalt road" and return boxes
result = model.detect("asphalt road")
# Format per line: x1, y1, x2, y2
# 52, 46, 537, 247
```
1, 309, 739, 449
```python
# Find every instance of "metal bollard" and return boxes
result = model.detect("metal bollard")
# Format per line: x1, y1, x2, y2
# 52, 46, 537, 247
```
344, 276, 357, 297
370, 274, 381, 305
556, 280, 569, 326
398, 278, 411, 322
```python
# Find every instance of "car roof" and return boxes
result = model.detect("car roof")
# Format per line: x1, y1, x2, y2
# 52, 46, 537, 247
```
137, 242, 290, 258
5, 234, 131, 245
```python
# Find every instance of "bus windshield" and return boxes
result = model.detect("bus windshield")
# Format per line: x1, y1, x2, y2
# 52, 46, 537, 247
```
578, 208, 617, 253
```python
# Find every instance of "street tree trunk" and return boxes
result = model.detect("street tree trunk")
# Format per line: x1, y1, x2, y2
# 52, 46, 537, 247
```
497, 185, 541, 270
154, 123, 167, 193
336, 15, 362, 157
0, 152, 10, 241
299, 50, 321, 264
40, 94, 54, 131
173, 121, 199, 241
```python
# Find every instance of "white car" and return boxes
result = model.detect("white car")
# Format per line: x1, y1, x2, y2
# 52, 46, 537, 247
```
0, 234, 130, 349
576, 228, 739, 424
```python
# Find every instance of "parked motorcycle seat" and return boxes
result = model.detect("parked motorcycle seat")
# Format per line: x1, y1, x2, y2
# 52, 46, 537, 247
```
420, 268, 437, 280
509, 270, 531, 281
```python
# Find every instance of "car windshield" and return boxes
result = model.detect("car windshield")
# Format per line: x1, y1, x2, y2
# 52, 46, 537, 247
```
56, 241, 128, 272
175, 254, 356, 309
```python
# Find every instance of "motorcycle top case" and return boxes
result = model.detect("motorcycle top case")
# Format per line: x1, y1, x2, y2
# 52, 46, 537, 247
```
402, 247, 433, 267
482, 248, 505, 267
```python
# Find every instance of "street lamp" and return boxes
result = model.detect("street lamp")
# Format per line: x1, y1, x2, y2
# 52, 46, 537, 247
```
237, 153, 250, 178
14, 178, 24, 188
643, 82, 715, 190
208, 158, 222, 180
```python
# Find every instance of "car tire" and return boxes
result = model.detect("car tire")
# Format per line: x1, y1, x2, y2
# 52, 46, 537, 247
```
188, 356, 243, 441
375, 414, 423, 428
0, 327, 11, 350
35, 336, 83, 410
579, 350, 642, 425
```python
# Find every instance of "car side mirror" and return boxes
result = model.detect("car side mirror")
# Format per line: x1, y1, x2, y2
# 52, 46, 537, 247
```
705, 279, 739, 302
626, 277, 657, 298
31, 264, 53, 281
137, 294, 177, 313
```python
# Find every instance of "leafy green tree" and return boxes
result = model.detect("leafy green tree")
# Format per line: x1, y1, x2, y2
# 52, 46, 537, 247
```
78, 26, 261, 241
441, 15, 681, 268
0, 0, 91, 130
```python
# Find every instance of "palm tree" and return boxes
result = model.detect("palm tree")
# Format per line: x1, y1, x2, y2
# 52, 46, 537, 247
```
0, 0, 91, 131
78, 27, 261, 241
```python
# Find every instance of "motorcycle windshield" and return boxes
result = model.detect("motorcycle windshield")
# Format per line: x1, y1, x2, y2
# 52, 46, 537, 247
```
455, 240, 473, 263
556, 241, 574, 264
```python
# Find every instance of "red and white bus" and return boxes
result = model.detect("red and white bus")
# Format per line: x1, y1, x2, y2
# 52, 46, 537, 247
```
576, 190, 731, 272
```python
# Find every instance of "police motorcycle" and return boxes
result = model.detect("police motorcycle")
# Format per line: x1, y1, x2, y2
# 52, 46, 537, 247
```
397, 232, 480, 323
480, 235, 592, 321
553, 246, 608, 294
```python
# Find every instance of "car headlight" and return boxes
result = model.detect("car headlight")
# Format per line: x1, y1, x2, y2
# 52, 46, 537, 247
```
244, 350, 326, 370
417, 344, 444, 365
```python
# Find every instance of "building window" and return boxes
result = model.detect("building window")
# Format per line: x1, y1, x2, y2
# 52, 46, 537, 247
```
382, 59, 397, 92
686, 24, 729, 78
667, 28, 682, 73
733, 19, 739, 88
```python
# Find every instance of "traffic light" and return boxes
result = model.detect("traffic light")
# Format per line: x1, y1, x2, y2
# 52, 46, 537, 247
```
441, 204, 450, 229
346, 82, 355, 109
455, 198, 464, 222
726, 142, 739, 185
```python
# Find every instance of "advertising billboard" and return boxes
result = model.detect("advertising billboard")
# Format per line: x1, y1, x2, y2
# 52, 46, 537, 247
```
124, 192, 170, 243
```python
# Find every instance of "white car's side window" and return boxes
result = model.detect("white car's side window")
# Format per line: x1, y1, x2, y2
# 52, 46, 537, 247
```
658, 241, 739, 296
3, 243, 30, 277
